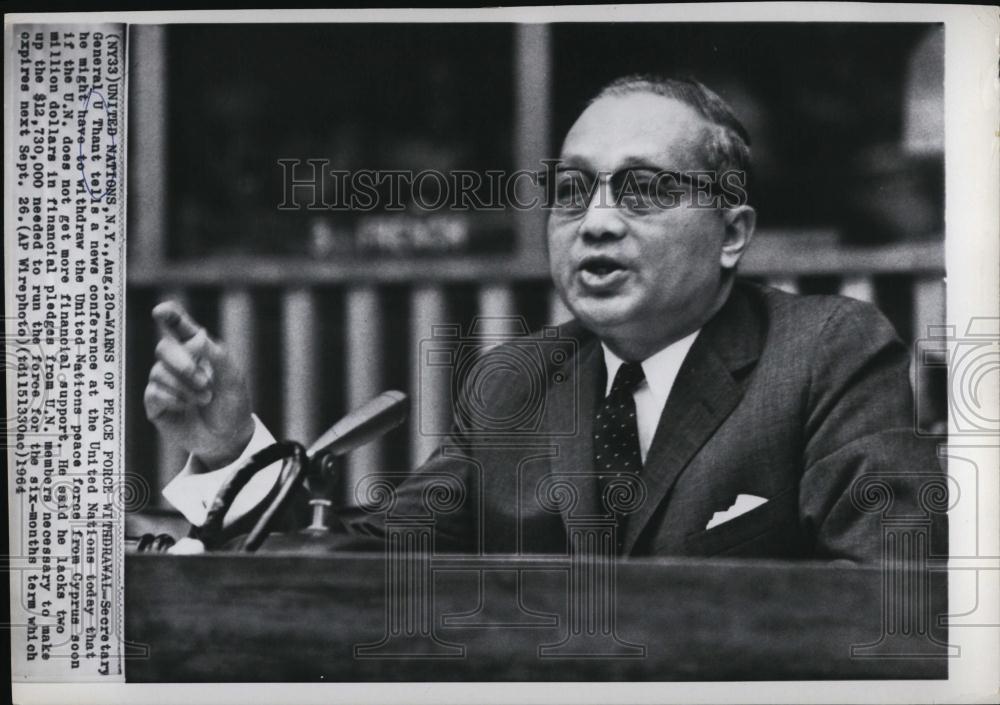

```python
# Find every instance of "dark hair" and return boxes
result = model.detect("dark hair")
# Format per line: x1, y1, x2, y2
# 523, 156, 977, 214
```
590, 75, 752, 200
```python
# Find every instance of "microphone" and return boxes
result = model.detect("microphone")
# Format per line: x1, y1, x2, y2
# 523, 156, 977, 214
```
307, 390, 409, 458
197, 390, 409, 552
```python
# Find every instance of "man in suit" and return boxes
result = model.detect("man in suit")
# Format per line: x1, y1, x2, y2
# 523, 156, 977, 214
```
145, 75, 945, 561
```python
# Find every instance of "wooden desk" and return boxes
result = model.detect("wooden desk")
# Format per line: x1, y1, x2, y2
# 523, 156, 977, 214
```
125, 552, 948, 682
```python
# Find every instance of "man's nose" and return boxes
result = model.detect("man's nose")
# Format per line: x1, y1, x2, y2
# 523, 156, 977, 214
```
578, 182, 627, 242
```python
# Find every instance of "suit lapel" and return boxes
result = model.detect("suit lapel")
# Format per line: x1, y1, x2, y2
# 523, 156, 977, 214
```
621, 344, 743, 553
543, 331, 603, 527
622, 283, 764, 555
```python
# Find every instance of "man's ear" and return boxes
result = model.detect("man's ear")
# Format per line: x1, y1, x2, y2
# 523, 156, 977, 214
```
720, 205, 756, 270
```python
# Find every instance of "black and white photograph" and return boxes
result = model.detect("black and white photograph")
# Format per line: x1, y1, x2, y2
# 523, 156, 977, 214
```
6, 4, 999, 704
124, 16, 953, 680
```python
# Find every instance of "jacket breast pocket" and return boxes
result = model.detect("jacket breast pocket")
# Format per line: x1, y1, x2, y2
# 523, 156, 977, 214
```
683, 485, 798, 558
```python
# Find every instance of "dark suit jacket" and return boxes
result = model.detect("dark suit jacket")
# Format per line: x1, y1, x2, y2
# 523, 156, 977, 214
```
346, 280, 945, 563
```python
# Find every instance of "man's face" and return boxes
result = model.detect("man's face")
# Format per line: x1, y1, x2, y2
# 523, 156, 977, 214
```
547, 93, 734, 353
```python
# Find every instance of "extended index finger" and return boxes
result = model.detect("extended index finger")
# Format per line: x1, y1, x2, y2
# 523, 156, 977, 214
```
152, 300, 204, 343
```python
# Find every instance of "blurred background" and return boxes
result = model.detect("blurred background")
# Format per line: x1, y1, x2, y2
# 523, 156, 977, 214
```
125, 22, 945, 512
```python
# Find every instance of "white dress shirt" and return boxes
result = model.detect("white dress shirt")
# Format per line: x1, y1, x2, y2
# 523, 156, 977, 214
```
163, 329, 701, 528
162, 414, 279, 528
600, 329, 700, 463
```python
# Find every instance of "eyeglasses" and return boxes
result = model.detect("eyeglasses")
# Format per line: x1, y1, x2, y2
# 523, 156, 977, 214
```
539, 166, 724, 217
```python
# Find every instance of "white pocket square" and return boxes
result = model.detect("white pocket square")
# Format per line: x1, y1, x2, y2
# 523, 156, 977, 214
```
705, 494, 769, 530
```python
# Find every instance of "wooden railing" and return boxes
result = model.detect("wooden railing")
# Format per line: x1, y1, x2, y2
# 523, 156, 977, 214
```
126, 553, 948, 682
125, 234, 945, 507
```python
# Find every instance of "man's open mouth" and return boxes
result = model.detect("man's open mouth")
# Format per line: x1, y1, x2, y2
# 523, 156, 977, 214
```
577, 255, 630, 290
579, 255, 627, 276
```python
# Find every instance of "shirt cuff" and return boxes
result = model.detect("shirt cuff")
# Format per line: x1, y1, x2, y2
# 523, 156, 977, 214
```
161, 414, 280, 528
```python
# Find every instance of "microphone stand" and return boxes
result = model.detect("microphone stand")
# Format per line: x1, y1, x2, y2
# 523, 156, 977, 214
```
192, 391, 408, 553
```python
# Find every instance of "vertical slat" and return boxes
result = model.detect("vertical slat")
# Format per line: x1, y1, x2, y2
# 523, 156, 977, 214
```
478, 284, 517, 322
911, 275, 947, 424
220, 289, 258, 407
912, 275, 946, 343
282, 288, 320, 443
345, 286, 384, 498
766, 277, 800, 295
475, 284, 519, 363
839, 275, 876, 303
155, 288, 190, 500
903, 27, 944, 156
514, 24, 552, 263
127, 25, 167, 271
548, 288, 572, 326
410, 286, 448, 467
130, 26, 170, 505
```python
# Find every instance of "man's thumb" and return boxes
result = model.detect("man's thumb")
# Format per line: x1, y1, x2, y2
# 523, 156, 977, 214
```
184, 329, 225, 379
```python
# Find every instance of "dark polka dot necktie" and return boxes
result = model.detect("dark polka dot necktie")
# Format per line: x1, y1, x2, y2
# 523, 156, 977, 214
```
594, 361, 645, 554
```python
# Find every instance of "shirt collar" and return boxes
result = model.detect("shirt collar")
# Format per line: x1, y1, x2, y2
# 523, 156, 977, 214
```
601, 329, 701, 407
